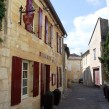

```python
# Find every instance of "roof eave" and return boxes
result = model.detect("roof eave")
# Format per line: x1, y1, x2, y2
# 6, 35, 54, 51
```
44, 0, 67, 37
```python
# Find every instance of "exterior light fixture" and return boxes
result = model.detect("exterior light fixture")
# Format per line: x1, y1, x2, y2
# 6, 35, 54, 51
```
18, 5, 35, 25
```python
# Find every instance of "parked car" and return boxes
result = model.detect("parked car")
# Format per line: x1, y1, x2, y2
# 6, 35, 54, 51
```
79, 78, 83, 83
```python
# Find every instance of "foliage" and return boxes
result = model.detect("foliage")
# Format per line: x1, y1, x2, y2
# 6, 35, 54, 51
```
0, 0, 6, 30
99, 31, 109, 78
0, 37, 3, 43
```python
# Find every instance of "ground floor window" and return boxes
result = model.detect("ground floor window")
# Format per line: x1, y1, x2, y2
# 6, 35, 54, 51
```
22, 60, 29, 98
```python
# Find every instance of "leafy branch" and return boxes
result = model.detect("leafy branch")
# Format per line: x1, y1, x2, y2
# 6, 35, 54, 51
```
98, 31, 109, 79
0, 0, 6, 30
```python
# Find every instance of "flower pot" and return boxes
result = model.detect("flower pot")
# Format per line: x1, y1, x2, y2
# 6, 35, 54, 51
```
103, 85, 108, 98
53, 89, 61, 105
43, 91, 54, 109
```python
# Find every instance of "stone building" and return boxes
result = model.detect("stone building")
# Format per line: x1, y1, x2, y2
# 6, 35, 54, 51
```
82, 50, 93, 86
63, 44, 70, 90
88, 18, 108, 86
0, 0, 67, 109
67, 54, 82, 83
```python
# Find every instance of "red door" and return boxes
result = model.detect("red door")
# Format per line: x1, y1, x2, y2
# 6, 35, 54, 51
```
40, 64, 50, 107
94, 69, 100, 86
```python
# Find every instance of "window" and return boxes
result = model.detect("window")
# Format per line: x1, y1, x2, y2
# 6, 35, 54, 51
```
32, 2, 39, 35
11, 56, 39, 106
93, 48, 96, 60
22, 60, 29, 98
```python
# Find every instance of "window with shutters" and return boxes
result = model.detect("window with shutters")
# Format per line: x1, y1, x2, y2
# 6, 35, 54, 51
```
57, 32, 59, 52
22, 60, 29, 98
32, 2, 39, 35
50, 25, 53, 47
57, 67, 62, 87
45, 16, 53, 47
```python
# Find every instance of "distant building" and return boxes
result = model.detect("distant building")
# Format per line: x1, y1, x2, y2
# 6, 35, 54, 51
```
88, 18, 108, 86
63, 44, 70, 90
82, 50, 93, 86
67, 53, 82, 82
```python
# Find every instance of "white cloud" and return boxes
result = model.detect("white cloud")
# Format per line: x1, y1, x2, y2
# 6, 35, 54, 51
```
86, 0, 103, 6
64, 7, 108, 55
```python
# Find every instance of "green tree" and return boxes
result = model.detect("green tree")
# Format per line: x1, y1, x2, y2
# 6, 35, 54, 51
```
99, 31, 109, 79
0, 0, 6, 30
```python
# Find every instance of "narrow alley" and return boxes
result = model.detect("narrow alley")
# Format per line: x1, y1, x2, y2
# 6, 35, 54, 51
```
54, 83, 109, 109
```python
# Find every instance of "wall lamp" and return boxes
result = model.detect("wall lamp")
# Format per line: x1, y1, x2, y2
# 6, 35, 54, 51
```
18, 5, 35, 25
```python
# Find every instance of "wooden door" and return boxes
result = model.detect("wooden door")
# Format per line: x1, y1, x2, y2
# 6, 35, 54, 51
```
93, 69, 100, 86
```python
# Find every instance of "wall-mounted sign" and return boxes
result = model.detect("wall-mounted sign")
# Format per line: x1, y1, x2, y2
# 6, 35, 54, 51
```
23, 13, 34, 25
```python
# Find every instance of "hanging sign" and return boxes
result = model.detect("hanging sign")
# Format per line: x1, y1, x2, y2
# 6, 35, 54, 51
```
23, 13, 34, 25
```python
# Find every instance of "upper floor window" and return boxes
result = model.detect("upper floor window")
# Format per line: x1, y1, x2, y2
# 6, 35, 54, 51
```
45, 16, 53, 47
93, 48, 96, 60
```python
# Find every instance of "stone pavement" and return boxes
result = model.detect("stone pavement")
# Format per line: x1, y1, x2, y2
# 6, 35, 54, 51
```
54, 83, 109, 109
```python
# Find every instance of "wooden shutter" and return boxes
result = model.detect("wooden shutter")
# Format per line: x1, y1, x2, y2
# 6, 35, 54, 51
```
11, 56, 22, 106
25, 0, 33, 32
61, 38, 63, 54
33, 62, 39, 97
57, 67, 59, 88
38, 7, 42, 39
41, 64, 44, 96
57, 32, 59, 52
50, 25, 53, 47
46, 65, 50, 92
45, 16, 48, 44
60, 67, 62, 86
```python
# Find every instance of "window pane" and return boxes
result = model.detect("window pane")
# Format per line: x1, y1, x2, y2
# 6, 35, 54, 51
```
23, 87, 27, 95
23, 79, 27, 87
23, 71, 27, 78
23, 63, 28, 70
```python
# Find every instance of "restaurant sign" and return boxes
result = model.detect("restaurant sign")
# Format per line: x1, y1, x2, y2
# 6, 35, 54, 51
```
23, 13, 34, 25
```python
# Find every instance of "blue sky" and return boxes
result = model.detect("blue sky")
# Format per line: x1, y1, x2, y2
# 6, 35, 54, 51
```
50, 0, 108, 55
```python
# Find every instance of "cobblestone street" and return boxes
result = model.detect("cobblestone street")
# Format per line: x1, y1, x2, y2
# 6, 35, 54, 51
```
54, 83, 109, 109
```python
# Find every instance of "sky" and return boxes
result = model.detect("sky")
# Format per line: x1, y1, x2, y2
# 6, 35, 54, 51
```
50, 0, 108, 55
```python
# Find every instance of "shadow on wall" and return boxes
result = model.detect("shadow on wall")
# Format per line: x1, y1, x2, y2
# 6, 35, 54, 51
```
83, 66, 93, 86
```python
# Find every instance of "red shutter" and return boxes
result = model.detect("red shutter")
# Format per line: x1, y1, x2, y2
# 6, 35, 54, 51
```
46, 65, 50, 92
50, 25, 53, 47
33, 62, 39, 97
41, 64, 44, 96
59, 38, 61, 54
57, 67, 59, 88
11, 56, 22, 106
57, 32, 59, 52
61, 38, 63, 54
38, 7, 42, 39
45, 16, 48, 44
25, 0, 33, 32
60, 68, 62, 86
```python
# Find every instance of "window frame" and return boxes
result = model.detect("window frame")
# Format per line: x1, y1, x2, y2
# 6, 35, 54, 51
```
22, 60, 29, 99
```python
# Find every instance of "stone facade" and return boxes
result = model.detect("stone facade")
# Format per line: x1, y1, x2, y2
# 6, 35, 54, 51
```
67, 54, 82, 83
88, 18, 108, 86
0, 0, 67, 109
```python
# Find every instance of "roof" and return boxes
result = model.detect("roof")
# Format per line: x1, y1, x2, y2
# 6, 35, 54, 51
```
88, 17, 108, 45
70, 53, 80, 57
68, 53, 82, 60
81, 50, 89, 57
44, 0, 67, 37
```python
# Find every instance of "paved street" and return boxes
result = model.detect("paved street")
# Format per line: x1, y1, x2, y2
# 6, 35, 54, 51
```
54, 83, 109, 109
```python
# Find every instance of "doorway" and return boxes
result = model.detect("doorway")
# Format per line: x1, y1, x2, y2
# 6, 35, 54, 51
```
93, 68, 100, 86
40, 64, 50, 107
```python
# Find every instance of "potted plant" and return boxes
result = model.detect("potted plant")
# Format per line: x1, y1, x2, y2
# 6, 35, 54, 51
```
43, 91, 54, 109
53, 89, 61, 105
